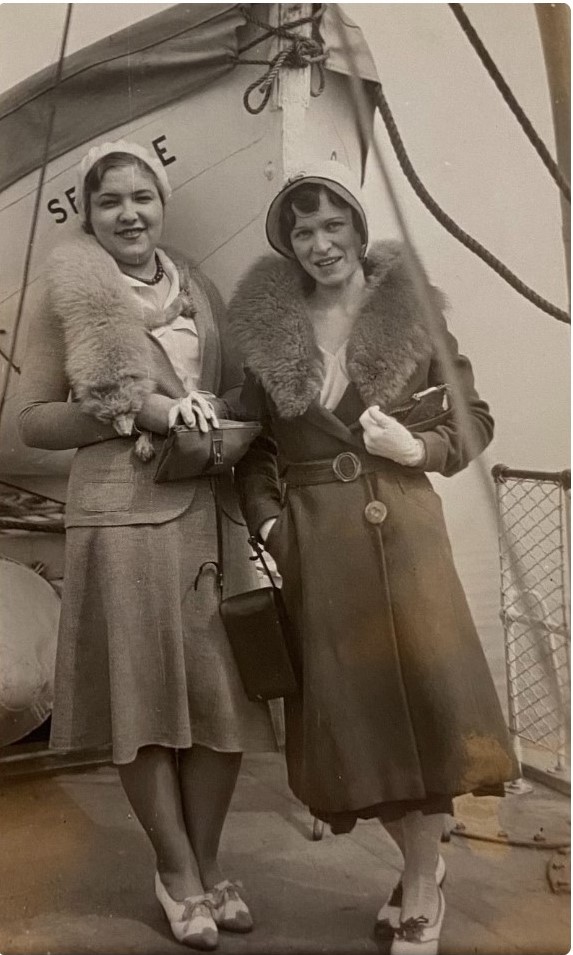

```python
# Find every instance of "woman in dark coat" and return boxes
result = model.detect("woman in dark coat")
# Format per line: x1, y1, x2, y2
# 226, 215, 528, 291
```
229, 160, 518, 954
17, 140, 276, 951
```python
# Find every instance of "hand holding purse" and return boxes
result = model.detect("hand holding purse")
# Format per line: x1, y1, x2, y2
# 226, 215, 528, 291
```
360, 408, 426, 466
388, 384, 451, 432
167, 391, 220, 432
154, 419, 262, 483
357, 384, 451, 466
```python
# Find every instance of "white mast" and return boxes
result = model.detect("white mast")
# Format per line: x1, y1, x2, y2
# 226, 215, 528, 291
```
275, 3, 313, 178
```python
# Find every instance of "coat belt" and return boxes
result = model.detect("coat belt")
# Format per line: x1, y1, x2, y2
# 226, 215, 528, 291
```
284, 451, 390, 487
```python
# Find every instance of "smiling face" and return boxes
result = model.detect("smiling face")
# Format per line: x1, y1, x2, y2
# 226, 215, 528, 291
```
289, 189, 364, 289
88, 164, 164, 271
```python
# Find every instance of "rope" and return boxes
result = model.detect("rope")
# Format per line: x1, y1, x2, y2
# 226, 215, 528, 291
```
0, 4, 73, 424
0, 519, 65, 534
335, 20, 573, 745
238, 4, 568, 323
238, 5, 323, 55
0, 477, 65, 507
449, 3, 571, 204
0, 347, 20, 374
374, 84, 570, 325
238, 5, 327, 115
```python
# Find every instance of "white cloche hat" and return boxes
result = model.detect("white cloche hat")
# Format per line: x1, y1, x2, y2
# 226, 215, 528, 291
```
76, 139, 173, 221
265, 159, 369, 259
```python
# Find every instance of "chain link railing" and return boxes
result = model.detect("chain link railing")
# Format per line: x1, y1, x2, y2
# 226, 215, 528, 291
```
492, 466, 571, 775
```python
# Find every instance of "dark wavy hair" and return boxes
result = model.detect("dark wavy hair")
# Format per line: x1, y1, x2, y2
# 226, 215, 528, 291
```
278, 183, 365, 255
82, 153, 163, 234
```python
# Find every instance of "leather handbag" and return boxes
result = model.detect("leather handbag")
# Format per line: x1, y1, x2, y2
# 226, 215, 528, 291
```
219, 578, 299, 702
213, 486, 298, 703
389, 384, 451, 432
154, 420, 262, 483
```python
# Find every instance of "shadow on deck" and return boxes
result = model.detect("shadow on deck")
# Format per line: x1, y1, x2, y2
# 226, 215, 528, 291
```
0, 753, 569, 955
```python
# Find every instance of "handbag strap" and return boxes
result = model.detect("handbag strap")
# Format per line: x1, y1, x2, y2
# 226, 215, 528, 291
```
247, 533, 280, 593
210, 477, 278, 597
212, 477, 226, 598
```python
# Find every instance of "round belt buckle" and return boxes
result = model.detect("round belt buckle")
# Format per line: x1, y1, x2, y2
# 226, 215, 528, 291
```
332, 452, 363, 482
364, 500, 388, 525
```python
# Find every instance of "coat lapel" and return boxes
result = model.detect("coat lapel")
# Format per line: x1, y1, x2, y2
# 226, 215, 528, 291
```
304, 399, 364, 449
146, 254, 220, 399
145, 332, 186, 399
170, 252, 221, 394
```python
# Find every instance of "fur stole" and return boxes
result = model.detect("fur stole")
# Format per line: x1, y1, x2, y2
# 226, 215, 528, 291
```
228, 241, 441, 418
45, 230, 196, 427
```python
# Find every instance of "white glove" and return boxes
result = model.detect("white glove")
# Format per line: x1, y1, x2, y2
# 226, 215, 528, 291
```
168, 391, 219, 433
359, 405, 425, 466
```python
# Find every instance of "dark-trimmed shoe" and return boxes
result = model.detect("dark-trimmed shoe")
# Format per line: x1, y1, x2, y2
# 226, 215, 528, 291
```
210, 880, 253, 933
155, 873, 218, 950
390, 887, 445, 955
375, 855, 446, 941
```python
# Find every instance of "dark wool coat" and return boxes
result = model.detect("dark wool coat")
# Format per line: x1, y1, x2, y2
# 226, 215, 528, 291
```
230, 241, 518, 830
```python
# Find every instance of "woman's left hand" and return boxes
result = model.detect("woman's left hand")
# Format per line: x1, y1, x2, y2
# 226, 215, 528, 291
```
359, 406, 425, 466
168, 392, 220, 433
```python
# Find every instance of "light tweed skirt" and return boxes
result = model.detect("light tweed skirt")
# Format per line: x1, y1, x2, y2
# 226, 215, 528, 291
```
50, 481, 276, 763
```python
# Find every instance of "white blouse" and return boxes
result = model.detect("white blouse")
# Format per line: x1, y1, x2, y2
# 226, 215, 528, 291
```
318, 341, 350, 411
123, 250, 202, 393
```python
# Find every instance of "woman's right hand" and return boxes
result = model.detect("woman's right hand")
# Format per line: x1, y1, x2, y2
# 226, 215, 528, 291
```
259, 518, 277, 544
168, 392, 220, 433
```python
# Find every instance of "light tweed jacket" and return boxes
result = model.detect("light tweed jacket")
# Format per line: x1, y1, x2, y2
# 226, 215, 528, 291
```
18, 231, 242, 528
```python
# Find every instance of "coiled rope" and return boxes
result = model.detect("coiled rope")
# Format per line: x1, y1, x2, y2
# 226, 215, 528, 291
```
449, 3, 571, 204
374, 83, 570, 325
238, 5, 327, 115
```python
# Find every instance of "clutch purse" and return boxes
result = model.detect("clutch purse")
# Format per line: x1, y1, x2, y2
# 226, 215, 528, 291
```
389, 384, 451, 432
154, 419, 262, 483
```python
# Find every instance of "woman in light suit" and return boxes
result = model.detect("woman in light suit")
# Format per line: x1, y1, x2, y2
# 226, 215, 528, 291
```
18, 140, 275, 951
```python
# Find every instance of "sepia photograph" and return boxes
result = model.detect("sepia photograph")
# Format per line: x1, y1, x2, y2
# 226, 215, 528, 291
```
0, 3, 570, 954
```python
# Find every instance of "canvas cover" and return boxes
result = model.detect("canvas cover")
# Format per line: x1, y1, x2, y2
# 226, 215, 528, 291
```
0, 3, 379, 193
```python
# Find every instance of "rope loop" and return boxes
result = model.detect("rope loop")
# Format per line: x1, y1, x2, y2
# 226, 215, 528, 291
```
239, 5, 327, 115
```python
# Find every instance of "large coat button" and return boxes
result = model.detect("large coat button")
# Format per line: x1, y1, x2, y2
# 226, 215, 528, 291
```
364, 500, 388, 525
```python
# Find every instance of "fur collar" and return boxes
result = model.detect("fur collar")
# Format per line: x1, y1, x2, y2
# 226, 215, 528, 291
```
46, 230, 197, 331
228, 241, 437, 418
44, 229, 198, 417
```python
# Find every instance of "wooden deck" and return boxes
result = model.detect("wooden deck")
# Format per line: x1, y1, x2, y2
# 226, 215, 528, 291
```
0, 753, 569, 955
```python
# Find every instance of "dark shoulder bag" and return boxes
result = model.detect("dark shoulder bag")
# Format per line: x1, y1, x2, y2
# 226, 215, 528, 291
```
212, 481, 298, 703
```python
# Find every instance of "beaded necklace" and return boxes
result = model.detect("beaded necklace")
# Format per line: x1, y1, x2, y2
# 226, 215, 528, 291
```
123, 254, 165, 286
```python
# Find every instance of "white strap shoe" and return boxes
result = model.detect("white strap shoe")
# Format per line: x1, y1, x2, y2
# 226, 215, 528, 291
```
375, 855, 446, 941
210, 879, 254, 933
390, 887, 446, 955
155, 873, 218, 950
